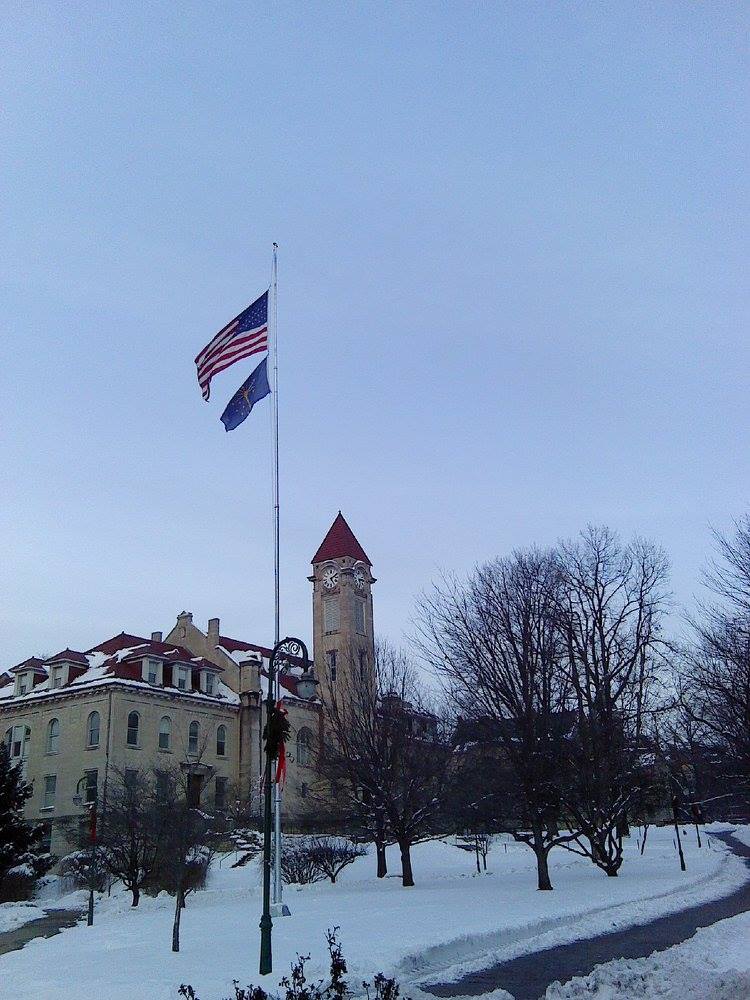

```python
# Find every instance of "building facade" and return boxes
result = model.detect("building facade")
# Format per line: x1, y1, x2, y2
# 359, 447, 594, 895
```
0, 513, 375, 856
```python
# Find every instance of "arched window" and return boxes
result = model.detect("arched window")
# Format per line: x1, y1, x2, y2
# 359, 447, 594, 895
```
158, 716, 171, 751
47, 718, 60, 754
296, 727, 312, 767
216, 724, 226, 757
87, 711, 100, 748
188, 721, 200, 755
126, 712, 140, 747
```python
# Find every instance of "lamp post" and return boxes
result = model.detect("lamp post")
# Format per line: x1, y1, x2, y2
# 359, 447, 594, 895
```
72, 777, 97, 926
259, 636, 311, 976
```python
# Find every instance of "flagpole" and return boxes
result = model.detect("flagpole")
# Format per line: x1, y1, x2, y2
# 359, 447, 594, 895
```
270, 243, 285, 911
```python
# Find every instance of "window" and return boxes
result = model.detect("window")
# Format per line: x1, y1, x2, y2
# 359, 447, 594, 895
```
18, 674, 29, 695
126, 711, 140, 747
176, 666, 189, 691
187, 772, 202, 808
51, 666, 64, 689
39, 823, 53, 854
158, 716, 172, 750
43, 775, 57, 809
87, 711, 100, 748
84, 769, 98, 804
46, 718, 60, 754
326, 650, 337, 683
215, 776, 228, 811
205, 672, 215, 696
296, 727, 312, 767
216, 725, 226, 757
147, 660, 158, 684
6, 725, 31, 763
323, 595, 340, 633
354, 597, 366, 635
188, 721, 200, 755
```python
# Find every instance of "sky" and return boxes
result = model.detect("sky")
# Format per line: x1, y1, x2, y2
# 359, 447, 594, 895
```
1, 2, 748, 668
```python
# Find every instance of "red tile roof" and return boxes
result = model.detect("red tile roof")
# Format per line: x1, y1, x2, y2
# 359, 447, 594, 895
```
312, 512, 371, 566
10, 657, 47, 674
44, 649, 88, 666
219, 636, 272, 659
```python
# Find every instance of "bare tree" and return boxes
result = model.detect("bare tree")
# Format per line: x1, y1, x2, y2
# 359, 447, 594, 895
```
319, 642, 449, 886
557, 526, 669, 876
417, 547, 576, 890
97, 767, 172, 907
679, 518, 750, 804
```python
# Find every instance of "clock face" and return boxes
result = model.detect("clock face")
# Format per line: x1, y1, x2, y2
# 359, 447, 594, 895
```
322, 566, 339, 590
354, 567, 367, 590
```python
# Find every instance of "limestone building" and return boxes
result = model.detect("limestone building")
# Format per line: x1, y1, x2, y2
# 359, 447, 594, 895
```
0, 513, 375, 856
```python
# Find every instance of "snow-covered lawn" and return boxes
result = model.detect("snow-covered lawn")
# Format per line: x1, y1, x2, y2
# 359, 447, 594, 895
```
0, 826, 746, 1000
544, 911, 750, 999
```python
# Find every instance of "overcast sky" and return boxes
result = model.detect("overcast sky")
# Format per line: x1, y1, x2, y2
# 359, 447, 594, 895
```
1, 3, 747, 667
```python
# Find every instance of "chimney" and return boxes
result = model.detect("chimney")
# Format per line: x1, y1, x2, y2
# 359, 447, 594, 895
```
176, 611, 193, 638
151, 631, 163, 643
239, 655, 261, 695
207, 617, 220, 646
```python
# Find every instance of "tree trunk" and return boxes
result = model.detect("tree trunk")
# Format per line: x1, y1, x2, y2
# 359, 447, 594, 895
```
398, 839, 414, 887
172, 887, 183, 953
532, 821, 553, 890
131, 885, 140, 907
474, 837, 481, 874
376, 839, 387, 879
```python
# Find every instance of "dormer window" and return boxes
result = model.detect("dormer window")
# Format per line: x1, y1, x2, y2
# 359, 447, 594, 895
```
51, 666, 65, 689
142, 658, 162, 685
175, 665, 190, 691
205, 672, 215, 696
16, 673, 30, 696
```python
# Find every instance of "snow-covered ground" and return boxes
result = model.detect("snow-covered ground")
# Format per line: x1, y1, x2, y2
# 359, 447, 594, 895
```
544, 911, 750, 999
0, 826, 746, 1000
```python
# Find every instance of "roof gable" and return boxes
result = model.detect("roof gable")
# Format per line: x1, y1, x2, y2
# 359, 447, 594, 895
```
312, 512, 371, 566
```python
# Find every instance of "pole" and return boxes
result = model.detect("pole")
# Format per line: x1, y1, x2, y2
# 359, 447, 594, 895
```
270, 243, 284, 909
88, 802, 96, 926
259, 651, 275, 975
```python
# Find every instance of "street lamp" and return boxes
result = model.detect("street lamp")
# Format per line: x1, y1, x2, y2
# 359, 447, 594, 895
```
72, 776, 98, 926
259, 636, 311, 976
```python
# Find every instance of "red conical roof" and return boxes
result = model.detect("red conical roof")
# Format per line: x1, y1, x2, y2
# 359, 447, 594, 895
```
312, 512, 371, 566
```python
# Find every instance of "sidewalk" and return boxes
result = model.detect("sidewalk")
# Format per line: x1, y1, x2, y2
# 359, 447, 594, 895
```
0, 908, 83, 957
422, 831, 750, 1000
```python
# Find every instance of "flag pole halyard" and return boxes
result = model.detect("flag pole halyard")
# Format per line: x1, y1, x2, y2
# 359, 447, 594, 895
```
270, 243, 286, 913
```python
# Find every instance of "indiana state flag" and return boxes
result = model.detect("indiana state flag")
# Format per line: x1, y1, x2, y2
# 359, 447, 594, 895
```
220, 357, 271, 432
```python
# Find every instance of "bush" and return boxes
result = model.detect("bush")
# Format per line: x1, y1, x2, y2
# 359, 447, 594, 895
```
179, 928, 408, 1000
310, 837, 367, 883
278, 836, 327, 885
0, 854, 56, 903
58, 849, 108, 892
272, 836, 366, 885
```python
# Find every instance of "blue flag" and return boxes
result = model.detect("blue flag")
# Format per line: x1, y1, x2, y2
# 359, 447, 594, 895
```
220, 357, 271, 432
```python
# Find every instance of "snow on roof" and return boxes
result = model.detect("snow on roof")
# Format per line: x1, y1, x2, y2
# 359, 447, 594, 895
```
0, 632, 236, 707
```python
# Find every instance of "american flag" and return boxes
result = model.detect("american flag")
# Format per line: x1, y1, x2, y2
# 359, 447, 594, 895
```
195, 290, 269, 401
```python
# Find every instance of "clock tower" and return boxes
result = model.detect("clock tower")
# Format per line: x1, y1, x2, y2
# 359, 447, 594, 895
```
310, 512, 375, 710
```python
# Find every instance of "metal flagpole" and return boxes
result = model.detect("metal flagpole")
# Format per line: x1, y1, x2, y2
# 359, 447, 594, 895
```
270, 243, 286, 913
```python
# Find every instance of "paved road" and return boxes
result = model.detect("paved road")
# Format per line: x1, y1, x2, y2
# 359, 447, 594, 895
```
423, 831, 750, 1000
0, 908, 83, 957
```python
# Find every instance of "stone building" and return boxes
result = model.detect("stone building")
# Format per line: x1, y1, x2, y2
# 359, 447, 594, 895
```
0, 513, 375, 856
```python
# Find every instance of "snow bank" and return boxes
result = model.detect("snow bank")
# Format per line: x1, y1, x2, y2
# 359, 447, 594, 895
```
544, 911, 750, 999
0, 900, 42, 934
